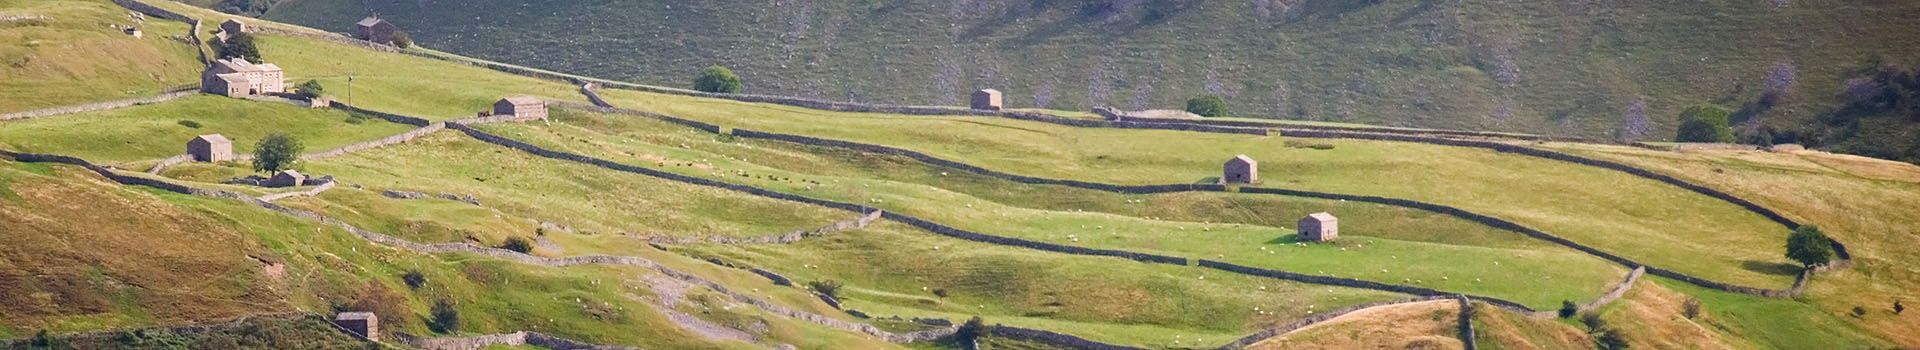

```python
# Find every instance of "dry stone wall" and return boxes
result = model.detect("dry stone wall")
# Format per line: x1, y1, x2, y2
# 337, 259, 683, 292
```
1212, 296, 1449, 350
646, 210, 882, 245
1457, 296, 1478, 350
989, 326, 1150, 350
1578, 267, 1646, 313
302, 122, 445, 161
0, 90, 195, 122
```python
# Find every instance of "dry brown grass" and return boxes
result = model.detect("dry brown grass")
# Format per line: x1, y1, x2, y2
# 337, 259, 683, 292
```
0, 160, 288, 333
1248, 300, 1464, 350
1469, 304, 1587, 350
1598, 280, 1740, 350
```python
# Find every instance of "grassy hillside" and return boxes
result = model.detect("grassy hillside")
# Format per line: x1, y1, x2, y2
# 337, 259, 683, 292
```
6, 3, 1917, 348
0, 0, 203, 113
246, 0, 1920, 141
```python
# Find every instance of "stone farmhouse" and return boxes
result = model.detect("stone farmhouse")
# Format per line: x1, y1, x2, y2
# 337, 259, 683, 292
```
494, 96, 548, 120
356, 15, 399, 45
1223, 155, 1258, 184
333, 312, 379, 341
202, 58, 285, 97
1298, 212, 1338, 242
970, 89, 1003, 110
187, 134, 233, 162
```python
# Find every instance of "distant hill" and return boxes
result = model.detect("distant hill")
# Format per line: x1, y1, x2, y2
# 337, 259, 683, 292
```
210, 1, 1917, 140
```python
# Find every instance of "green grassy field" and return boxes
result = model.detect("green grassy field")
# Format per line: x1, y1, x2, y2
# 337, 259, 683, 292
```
0, 95, 415, 163
0, 0, 204, 114
590, 88, 1797, 289
471, 110, 1626, 309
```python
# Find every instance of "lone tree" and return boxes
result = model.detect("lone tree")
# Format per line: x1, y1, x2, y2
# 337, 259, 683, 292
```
953, 316, 991, 345
214, 32, 261, 62
1186, 94, 1230, 117
1784, 225, 1835, 268
294, 80, 325, 99
500, 236, 534, 254
1674, 104, 1734, 143
694, 65, 742, 93
252, 133, 304, 173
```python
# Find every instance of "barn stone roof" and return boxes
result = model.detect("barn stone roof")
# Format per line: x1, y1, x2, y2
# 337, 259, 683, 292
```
1305, 212, 1337, 223
193, 134, 231, 145
335, 312, 376, 321
213, 72, 253, 85
356, 16, 385, 27
500, 96, 543, 105
975, 88, 1000, 94
1230, 154, 1257, 165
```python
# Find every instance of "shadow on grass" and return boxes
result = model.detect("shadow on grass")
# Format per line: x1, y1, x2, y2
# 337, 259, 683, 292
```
1740, 260, 1803, 277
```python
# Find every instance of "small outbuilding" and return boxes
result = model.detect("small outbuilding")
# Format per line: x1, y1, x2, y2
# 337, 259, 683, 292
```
1298, 212, 1338, 242
493, 96, 547, 120
306, 95, 334, 109
333, 312, 379, 341
219, 19, 246, 36
970, 89, 1003, 110
187, 134, 233, 162
124, 27, 142, 38
1223, 155, 1258, 184
356, 15, 399, 45
266, 170, 306, 187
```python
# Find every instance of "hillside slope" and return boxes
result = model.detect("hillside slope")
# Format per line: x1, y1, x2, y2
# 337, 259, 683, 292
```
243, 0, 1920, 141
0, 0, 204, 113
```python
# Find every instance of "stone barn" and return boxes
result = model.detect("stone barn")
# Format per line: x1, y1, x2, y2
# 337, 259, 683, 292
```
1298, 212, 1338, 242
356, 15, 399, 45
333, 312, 379, 341
202, 58, 284, 97
187, 134, 233, 162
493, 96, 547, 120
970, 89, 1003, 110
266, 170, 306, 187
219, 19, 246, 36
1223, 155, 1258, 184
306, 95, 333, 109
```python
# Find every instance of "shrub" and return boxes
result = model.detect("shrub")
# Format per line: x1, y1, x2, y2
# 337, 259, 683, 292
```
808, 280, 844, 298
1559, 300, 1578, 318
1851, 306, 1867, 318
1674, 104, 1734, 143
392, 31, 413, 49
177, 120, 202, 128
401, 271, 427, 289
294, 80, 325, 99
1896, 300, 1905, 315
429, 299, 460, 333
953, 316, 990, 344
1785, 225, 1834, 268
212, 32, 261, 62
500, 236, 534, 254
1594, 329, 1631, 350
1185, 95, 1230, 117
694, 65, 742, 93
1682, 297, 1703, 319
251, 132, 304, 173
932, 288, 949, 298
31, 329, 52, 347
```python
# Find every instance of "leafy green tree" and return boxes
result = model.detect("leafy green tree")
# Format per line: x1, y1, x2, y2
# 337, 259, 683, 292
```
808, 280, 843, 298
214, 32, 262, 62
1785, 225, 1835, 268
294, 80, 325, 99
694, 65, 742, 93
1674, 104, 1734, 143
1558, 300, 1578, 318
1185, 95, 1230, 117
251, 133, 303, 173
